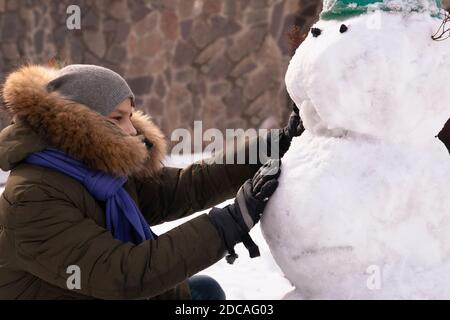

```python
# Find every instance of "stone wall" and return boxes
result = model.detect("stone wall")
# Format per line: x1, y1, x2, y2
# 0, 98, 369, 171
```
0, 0, 322, 139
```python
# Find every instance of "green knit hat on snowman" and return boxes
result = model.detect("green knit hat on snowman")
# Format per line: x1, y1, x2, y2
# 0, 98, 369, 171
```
320, 0, 443, 20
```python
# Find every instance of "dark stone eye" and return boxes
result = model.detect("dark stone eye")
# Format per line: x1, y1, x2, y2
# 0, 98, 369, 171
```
340, 24, 348, 33
311, 28, 322, 37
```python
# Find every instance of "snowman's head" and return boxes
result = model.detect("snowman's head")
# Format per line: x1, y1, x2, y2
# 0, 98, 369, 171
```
286, 1, 450, 143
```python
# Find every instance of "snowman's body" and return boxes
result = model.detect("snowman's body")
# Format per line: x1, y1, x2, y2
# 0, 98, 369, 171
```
261, 9, 450, 299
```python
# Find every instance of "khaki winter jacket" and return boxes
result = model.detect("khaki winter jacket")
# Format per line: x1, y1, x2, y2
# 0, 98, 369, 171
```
0, 65, 260, 299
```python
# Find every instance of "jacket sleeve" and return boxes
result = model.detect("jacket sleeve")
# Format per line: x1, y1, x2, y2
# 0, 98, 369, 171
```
12, 185, 226, 300
135, 137, 262, 225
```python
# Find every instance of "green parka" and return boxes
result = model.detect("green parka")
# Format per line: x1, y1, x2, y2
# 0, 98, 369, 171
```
0, 65, 259, 299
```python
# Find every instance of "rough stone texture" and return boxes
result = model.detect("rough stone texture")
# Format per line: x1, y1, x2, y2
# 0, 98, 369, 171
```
0, 0, 325, 140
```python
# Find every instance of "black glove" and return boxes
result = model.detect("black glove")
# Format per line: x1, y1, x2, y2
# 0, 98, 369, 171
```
209, 159, 281, 264
268, 102, 304, 159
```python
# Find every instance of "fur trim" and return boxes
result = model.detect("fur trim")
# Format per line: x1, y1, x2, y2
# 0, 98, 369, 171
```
2, 64, 167, 178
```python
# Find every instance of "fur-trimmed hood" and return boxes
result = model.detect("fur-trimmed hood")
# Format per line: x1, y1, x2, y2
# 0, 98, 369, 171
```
0, 65, 167, 178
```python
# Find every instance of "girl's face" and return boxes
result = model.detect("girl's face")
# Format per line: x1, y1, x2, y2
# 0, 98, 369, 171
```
107, 98, 137, 136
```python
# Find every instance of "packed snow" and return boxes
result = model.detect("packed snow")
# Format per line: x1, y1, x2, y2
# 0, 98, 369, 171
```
261, 10, 450, 299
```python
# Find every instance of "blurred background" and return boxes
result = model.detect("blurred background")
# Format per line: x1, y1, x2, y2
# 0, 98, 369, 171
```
0, 0, 449, 149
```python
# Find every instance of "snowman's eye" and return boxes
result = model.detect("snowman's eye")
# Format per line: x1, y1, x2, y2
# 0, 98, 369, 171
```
311, 28, 322, 37
340, 24, 348, 33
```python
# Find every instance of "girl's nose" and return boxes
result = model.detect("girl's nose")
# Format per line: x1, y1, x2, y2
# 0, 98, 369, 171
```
125, 120, 138, 136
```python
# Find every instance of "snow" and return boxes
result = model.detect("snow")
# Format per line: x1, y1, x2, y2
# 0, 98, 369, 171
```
285, 12, 450, 143
153, 210, 293, 300
322, 0, 442, 15
366, 0, 441, 14
261, 10, 450, 299
0, 171, 8, 196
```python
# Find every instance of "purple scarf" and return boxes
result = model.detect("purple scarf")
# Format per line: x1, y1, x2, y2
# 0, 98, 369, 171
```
25, 147, 156, 244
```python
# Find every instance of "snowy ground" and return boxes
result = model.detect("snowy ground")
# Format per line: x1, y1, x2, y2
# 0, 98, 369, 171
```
153, 209, 293, 300
0, 155, 293, 300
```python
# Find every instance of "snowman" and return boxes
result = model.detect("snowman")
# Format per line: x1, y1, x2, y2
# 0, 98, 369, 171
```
261, 0, 450, 299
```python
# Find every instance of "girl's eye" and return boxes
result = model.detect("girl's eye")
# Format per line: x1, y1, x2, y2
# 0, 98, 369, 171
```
114, 117, 122, 121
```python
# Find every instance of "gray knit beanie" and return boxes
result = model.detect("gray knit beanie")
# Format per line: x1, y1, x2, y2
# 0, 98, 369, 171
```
46, 64, 135, 116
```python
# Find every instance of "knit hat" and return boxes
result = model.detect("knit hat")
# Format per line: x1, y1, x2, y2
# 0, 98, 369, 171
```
46, 64, 135, 116
320, 0, 442, 20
